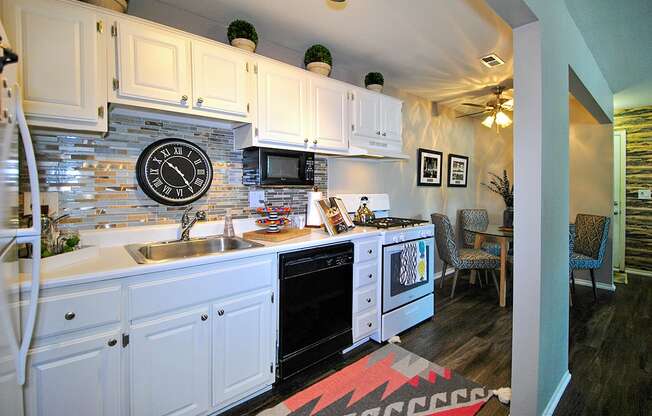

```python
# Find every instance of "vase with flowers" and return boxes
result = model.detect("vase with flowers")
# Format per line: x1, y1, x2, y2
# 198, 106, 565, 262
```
483, 170, 514, 228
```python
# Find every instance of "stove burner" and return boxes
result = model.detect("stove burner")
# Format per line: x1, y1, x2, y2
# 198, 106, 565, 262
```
354, 217, 429, 229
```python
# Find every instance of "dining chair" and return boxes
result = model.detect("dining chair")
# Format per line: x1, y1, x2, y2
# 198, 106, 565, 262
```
569, 214, 610, 302
431, 213, 500, 299
459, 209, 501, 256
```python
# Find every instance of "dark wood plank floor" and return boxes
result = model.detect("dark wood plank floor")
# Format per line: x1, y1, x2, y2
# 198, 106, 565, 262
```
223, 273, 652, 416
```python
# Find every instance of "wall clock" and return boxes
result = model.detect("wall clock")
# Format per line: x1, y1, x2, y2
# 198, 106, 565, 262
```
136, 138, 213, 206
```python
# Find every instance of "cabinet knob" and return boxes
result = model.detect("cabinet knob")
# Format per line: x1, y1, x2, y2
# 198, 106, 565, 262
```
197, 97, 204, 104
376, 131, 380, 135
64, 312, 76, 320
367, 322, 373, 328
107, 339, 117, 347
382, 132, 386, 136
201, 314, 209, 321
181, 95, 188, 102
217, 309, 225, 316
368, 249, 373, 255
313, 140, 318, 145
304, 138, 309, 144
366, 298, 372, 303
368, 273, 373, 279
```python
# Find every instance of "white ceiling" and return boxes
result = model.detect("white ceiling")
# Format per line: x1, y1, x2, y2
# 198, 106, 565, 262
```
148, 0, 513, 103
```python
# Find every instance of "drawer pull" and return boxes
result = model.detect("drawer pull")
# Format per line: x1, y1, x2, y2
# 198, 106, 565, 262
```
367, 322, 372, 328
107, 339, 117, 347
368, 273, 373, 279
217, 309, 225, 316
201, 314, 209, 321
64, 312, 76, 321
367, 249, 373, 255
181, 95, 188, 102
366, 298, 372, 303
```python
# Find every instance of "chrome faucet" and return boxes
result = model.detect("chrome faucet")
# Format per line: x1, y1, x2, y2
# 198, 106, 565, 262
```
180, 206, 206, 241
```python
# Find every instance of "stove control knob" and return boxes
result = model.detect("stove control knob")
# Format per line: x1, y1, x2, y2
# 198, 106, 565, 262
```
420, 231, 427, 238
392, 236, 399, 243
399, 235, 405, 242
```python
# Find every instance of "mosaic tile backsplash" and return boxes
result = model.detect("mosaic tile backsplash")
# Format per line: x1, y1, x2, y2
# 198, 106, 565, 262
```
22, 113, 327, 230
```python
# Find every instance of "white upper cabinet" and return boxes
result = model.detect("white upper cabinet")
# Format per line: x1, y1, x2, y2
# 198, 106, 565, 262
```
308, 75, 350, 151
3, 0, 106, 131
212, 291, 275, 409
352, 88, 381, 140
23, 332, 121, 416
191, 40, 251, 119
114, 18, 192, 108
256, 60, 309, 147
381, 95, 403, 141
130, 307, 210, 416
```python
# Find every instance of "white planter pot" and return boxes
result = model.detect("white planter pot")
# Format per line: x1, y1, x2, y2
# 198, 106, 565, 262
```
81, 0, 127, 12
306, 62, 331, 76
366, 84, 383, 93
231, 38, 256, 52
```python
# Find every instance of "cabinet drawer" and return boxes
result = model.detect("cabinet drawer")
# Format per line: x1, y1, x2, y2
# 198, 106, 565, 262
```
353, 308, 378, 341
25, 286, 121, 339
355, 239, 378, 262
353, 262, 377, 288
128, 255, 274, 320
353, 285, 377, 313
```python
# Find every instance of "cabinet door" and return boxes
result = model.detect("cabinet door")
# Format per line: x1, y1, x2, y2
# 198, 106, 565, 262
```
191, 40, 250, 118
381, 96, 403, 141
130, 307, 210, 416
115, 19, 191, 108
212, 291, 274, 409
257, 61, 308, 147
309, 76, 349, 151
351, 88, 381, 140
23, 332, 120, 416
3, 0, 104, 128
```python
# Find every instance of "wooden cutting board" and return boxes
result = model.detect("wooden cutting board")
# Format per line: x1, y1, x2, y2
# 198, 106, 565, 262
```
243, 227, 313, 242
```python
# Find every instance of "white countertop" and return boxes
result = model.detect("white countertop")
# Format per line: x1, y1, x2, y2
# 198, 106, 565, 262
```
19, 223, 385, 291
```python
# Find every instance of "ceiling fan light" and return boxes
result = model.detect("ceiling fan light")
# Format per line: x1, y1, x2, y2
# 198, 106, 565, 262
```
495, 111, 512, 127
502, 98, 514, 108
481, 115, 495, 128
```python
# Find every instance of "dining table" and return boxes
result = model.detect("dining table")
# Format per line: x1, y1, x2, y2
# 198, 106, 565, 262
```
463, 224, 513, 307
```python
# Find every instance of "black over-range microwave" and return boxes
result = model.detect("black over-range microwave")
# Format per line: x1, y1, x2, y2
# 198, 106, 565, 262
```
243, 147, 315, 186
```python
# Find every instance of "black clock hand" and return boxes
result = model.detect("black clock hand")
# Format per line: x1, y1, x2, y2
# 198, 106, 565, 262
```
166, 161, 191, 187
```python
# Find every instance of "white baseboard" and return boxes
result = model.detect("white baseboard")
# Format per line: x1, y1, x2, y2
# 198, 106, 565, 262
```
625, 267, 652, 278
542, 370, 571, 416
573, 278, 616, 292
434, 267, 456, 280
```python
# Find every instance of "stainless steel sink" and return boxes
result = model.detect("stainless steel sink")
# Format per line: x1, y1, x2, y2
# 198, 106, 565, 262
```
125, 236, 264, 264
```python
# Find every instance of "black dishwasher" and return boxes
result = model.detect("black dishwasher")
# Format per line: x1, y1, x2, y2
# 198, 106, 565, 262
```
278, 242, 354, 380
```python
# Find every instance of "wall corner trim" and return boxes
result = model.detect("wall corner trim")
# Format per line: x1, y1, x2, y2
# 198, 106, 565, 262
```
542, 370, 571, 416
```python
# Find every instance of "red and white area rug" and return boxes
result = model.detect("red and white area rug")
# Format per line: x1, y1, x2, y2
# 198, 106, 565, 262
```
258, 343, 492, 416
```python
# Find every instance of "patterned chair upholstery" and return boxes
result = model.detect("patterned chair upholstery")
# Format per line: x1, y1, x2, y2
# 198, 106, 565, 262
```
459, 209, 501, 256
569, 214, 610, 302
432, 213, 500, 299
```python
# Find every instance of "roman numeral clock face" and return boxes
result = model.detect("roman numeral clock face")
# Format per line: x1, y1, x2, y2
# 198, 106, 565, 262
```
136, 139, 213, 206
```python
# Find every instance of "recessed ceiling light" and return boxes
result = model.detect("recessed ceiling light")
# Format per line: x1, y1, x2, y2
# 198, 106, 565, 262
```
480, 53, 505, 68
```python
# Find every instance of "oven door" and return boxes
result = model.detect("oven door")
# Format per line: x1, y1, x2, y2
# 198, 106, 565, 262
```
382, 237, 435, 313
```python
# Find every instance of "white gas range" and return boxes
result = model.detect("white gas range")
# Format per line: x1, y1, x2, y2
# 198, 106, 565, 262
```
336, 194, 435, 341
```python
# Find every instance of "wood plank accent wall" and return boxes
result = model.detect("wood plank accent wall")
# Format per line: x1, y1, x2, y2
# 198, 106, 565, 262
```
614, 106, 652, 271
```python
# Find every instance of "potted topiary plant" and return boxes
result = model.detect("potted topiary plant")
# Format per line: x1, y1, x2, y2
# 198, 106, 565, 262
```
304, 44, 332, 76
227, 19, 258, 52
365, 72, 384, 92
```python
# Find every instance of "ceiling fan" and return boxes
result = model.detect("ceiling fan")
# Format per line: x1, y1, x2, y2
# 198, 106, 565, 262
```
457, 86, 513, 131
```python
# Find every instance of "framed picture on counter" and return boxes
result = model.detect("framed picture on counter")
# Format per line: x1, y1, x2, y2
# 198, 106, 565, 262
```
417, 148, 443, 186
447, 154, 469, 187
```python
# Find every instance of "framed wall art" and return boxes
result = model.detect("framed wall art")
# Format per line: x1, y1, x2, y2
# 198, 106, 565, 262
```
417, 148, 443, 186
447, 154, 469, 187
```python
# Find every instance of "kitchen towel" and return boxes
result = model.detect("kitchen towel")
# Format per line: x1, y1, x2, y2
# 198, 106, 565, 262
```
399, 241, 427, 286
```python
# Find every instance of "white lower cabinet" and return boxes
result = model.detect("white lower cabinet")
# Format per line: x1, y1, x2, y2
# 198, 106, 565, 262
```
212, 290, 275, 409
129, 307, 211, 416
23, 331, 121, 416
